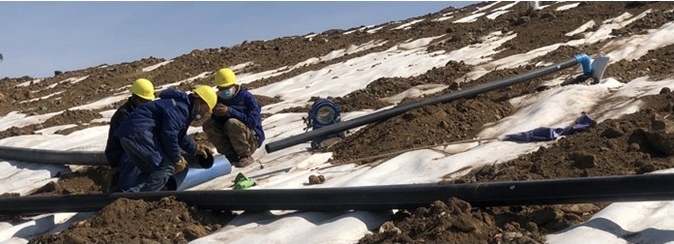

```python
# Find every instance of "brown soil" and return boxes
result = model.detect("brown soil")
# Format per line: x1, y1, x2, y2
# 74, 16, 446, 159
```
606, 44, 674, 82
358, 88, 674, 244
29, 196, 233, 244
1, 1, 674, 244
30, 166, 117, 196
359, 198, 548, 244
452, 88, 674, 184
0, 126, 36, 140
0, 109, 104, 140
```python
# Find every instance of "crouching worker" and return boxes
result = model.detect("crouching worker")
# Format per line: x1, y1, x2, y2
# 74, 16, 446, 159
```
203, 68, 265, 168
105, 78, 155, 192
114, 86, 217, 192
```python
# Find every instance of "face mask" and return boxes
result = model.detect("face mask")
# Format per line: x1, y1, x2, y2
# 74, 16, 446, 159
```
218, 86, 236, 100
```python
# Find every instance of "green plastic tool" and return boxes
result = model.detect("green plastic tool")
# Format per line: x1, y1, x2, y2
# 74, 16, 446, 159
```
233, 172, 255, 190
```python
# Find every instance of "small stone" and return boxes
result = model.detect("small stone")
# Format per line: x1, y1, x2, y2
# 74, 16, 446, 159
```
524, 221, 538, 232
452, 217, 477, 232
530, 209, 557, 225
182, 225, 207, 240
645, 132, 674, 155
449, 81, 460, 90
308, 175, 325, 184
600, 127, 623, 138
64, 233, 89, 244
637, 161, 657, 174
650, 113, 674, 133
378, 221, 401, 234
569, 152, 596, 169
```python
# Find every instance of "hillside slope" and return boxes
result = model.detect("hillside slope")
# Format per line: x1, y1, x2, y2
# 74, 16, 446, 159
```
2, 1, 674, 244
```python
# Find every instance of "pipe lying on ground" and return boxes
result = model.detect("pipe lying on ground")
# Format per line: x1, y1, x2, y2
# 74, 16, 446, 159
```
265, 54, 595, 153
2, 173, 673, 214
166, 156, 231, 191
0, 145, 231, 191
0, 146, 108, 165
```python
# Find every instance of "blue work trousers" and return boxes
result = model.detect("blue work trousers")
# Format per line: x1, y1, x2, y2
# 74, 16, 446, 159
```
119, 132, 175, 192
113, 155, 141, 192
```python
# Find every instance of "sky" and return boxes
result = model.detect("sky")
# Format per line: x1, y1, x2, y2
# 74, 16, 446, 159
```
3, 2, 674, 244
0, 1, 475, 79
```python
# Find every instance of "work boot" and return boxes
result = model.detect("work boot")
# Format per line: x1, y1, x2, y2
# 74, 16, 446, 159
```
225, 154, 240, 165
235, 156, 254, 168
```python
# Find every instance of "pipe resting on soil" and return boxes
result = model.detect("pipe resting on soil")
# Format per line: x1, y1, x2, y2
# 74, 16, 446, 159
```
0, 145, 232, 192
266, 55, 588, 153
2, 173, 674, 214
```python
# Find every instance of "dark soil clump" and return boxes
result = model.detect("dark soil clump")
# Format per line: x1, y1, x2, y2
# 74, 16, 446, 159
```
29, 196, 232, 244
31, 166, 117, 195
359, 198, 546, 244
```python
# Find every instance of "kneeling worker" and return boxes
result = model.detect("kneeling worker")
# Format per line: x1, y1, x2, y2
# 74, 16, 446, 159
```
114, 86, 217, 192
105, 78, 155, 192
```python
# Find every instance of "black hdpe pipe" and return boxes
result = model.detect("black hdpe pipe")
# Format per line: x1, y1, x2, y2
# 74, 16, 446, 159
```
2, 173, 674, 214
0, 146, 108, 165
265, 54, 594, 153
0, 145, 231, 191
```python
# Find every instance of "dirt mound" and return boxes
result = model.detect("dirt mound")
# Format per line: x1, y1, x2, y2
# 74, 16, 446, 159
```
1, 58, 165, 117
618, 6, 674, 36
606, 44, 674, 82
333, 61, 472, 113
254, 94, 283, 107
29, 196, 232, 244
331, 94, 512, 164
31, 166, 116, 195
0, 109, 104, 140
357, 88, 674, 244
453, 88, 674, 184
0, 126, 35, 140
42, 109, 103, 128
359, 198, 545, 244
329, 58, 565, 164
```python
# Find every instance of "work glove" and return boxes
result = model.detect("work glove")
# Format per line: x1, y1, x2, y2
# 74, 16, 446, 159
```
174, 157, 187, 173
213, 104, 229, 116
194, 144, 213, 159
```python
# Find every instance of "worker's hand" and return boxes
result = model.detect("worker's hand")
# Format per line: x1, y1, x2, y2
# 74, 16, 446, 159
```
213, 104, 228, 116
194, 143, 213, 159
174, 157, 187, 173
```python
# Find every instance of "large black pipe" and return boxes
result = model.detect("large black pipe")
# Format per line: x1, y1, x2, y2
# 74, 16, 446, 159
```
0, 146, 107, 165
2, 173, 674, 214
266, 57, 582, 153
0, 146, 212, 167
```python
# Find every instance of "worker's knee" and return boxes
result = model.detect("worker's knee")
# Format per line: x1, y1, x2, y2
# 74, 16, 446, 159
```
203, 118, 223, 134
224, 119, 247, 132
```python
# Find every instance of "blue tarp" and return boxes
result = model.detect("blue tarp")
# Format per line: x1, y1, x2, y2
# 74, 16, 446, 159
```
500, 114, 595, 142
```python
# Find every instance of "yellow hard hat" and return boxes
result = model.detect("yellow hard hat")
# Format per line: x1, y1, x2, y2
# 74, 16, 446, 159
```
192, 85, 217, 111
215, 68, 237, 87
130, 78, 155, 100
